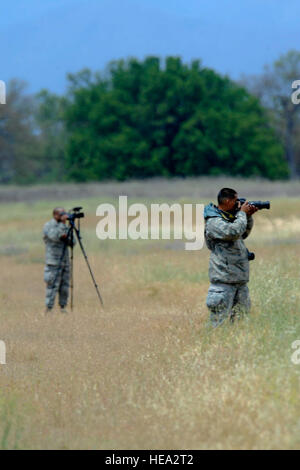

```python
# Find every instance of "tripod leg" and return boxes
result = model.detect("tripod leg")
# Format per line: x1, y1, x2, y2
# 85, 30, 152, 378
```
70, 245, 74, 311
73, 226, 104, 308
70, 228, 74, 311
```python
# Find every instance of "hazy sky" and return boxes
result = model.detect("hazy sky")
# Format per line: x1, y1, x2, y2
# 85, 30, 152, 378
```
1, 0, 299, 93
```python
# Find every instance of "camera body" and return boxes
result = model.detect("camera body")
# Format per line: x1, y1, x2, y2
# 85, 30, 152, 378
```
61, 207, 85, 221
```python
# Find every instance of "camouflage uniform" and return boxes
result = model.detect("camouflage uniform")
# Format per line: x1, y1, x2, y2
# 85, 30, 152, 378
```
204, 203, 254, 327
43, 219, 76, 309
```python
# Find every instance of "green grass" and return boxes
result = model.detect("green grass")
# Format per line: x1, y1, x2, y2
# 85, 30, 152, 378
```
0, 395, 22, 450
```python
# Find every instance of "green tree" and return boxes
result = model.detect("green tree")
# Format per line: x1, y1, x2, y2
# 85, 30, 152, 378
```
242, 50, 300, 179
34, 89, 67, 181
0, 79, 41, 183
64, 57, 288, 181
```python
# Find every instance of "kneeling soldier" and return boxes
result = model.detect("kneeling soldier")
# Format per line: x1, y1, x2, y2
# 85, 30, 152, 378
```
204, 188, 257, 327
43, 207, 76, 314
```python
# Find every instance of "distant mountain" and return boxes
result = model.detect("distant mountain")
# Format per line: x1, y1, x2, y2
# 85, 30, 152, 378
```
1, 0, 299, 94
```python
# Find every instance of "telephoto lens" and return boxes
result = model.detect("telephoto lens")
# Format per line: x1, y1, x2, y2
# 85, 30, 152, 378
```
238, 198, 270, 210
248, 200, 270, 210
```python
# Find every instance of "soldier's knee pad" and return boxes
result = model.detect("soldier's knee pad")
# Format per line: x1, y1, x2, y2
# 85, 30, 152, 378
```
206, 286, 227, 310
44, 266, 57, 286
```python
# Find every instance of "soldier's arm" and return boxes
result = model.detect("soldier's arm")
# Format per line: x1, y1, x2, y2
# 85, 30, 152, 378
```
206, 212, 248, 241
44, 223, 68, 242
242, 215, 254, 240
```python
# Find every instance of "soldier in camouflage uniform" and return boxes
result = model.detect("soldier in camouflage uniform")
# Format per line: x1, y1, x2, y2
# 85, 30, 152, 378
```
43, 207, 76, 314
204, 188, 258, 327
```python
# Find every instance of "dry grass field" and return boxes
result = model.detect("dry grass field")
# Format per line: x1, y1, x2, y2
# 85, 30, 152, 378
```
0, 178, 300, 450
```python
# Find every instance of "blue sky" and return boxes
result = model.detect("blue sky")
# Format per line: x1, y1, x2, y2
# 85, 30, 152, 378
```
1, 0, 299, 93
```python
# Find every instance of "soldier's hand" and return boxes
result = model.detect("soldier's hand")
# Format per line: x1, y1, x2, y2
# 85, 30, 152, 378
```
60, 233, 68, 240
241, 201, 256, 215
247, 205, 258, 216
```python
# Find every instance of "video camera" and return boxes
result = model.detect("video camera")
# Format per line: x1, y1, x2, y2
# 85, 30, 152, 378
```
61, 207, 85, 221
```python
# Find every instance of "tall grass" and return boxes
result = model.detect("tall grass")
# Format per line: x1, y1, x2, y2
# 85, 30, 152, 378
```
0, 194, 299, 449
0, 395, 22, 450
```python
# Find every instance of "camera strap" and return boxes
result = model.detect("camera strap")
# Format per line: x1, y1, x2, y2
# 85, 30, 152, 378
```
219, 209, 236, 223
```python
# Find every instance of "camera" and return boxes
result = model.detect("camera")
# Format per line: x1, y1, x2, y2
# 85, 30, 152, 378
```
235, 198, 271, 212
61, 207, 85, 221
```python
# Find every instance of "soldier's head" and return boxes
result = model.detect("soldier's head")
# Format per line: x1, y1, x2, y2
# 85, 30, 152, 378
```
53, 207, 65, 222
217, 188, 238, 212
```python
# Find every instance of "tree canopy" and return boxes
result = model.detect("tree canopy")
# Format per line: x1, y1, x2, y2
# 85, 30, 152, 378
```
0, 56, 290, 184
242, 50, 300, 179
63, 57, 288, 181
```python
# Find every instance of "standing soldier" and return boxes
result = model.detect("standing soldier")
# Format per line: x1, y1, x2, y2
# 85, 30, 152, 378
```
204, 188, 258, 327
43, 207, 76, 314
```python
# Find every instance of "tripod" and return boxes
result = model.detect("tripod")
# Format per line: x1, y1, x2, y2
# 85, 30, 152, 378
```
52, 215, 104, 310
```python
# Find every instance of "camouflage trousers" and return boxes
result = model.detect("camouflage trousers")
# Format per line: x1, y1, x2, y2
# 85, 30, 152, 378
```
44, 264, 70, 309
206, 282, 250, 327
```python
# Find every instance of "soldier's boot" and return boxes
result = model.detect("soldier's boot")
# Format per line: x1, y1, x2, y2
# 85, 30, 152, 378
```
44, 307, 53, 315
60, 306, 68, 314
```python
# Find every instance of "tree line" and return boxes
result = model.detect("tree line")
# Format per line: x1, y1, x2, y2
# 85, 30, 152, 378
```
1, 52, 300, 184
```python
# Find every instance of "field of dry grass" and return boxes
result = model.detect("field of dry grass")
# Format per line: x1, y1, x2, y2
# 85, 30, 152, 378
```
0, 179, 300, 449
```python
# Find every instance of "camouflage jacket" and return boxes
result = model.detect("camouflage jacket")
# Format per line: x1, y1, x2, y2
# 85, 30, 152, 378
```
204, 203, 253, 284
43, 219, 76, 266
